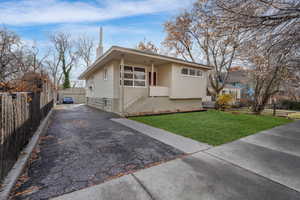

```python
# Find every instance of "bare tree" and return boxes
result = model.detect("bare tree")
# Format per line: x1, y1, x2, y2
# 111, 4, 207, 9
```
50, 32, 78, 89
44, 49, 63, 90
77, 35, 95, 68
216, 0, 300, 113
0, 28, 21, 81
137, 39, 159, 53
163, 1, 241, 96
243, 42, 291, 114
14, 43, 48, 76
216, 0, 300, 66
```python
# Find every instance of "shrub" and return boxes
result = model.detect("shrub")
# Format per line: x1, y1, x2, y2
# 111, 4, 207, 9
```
288, 113, 300, 119
216, 94, 233, 111
280, 100, 300, 111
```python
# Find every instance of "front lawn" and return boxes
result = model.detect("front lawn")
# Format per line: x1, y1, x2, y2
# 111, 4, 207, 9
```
130, 110, 292, 146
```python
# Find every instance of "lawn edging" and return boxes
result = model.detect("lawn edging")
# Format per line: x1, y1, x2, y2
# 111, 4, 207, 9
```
111, 118, 211, 154
0, 109, 54, 200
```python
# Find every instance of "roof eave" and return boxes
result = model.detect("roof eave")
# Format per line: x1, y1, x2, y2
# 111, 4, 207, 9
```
78, 46, 212, 80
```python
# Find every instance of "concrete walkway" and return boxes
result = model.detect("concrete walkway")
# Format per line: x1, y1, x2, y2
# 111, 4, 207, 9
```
53, 119, 300, 200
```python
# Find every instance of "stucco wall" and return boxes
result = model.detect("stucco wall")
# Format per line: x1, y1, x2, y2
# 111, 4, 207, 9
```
170, 64, 208, 99
126, 96, 203, 115
157, 63, 171, 88
85, 61, 114, 99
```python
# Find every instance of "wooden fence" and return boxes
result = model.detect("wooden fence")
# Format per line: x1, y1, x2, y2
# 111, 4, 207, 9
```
0, 92, 53, 182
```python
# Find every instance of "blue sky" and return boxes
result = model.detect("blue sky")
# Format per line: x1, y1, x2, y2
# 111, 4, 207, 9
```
0, 0, 194, 50
0, 0, 194, 78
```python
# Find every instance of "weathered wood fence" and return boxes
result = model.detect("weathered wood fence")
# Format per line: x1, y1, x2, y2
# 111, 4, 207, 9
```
0, 92, 53, 182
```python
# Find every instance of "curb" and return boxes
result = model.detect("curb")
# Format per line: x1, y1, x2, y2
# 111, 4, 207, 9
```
0, 109, 54, 200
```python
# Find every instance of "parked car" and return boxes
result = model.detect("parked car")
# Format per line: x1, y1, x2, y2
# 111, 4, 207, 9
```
62, 97, 74, 104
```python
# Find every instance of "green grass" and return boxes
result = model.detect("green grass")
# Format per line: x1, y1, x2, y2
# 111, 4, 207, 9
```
130, 110, 292, 146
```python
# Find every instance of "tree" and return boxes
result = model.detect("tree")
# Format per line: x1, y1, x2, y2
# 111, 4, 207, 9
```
44, 49, 62, 90
163, 1, 241, 97
244, 43, 291, 114
14, 43, 48, 75
50, 32, 78, 89
216, 0, 300, 113
77, 35, 95, 68
0, 28, 21, 81
137, 39, 159, 53
216, 0, 300, 67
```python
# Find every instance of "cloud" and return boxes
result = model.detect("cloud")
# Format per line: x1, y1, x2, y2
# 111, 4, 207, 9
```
52, 23, 163, 49
0, 0, 194, 25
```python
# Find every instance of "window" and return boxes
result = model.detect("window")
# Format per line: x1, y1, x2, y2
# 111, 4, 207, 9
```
120, 66, 146, 87
103, 68, 108, 80
181, 68, 188, 75
189, 69, 196, 76
181, 67, 203, 77
197, 70, 202, 77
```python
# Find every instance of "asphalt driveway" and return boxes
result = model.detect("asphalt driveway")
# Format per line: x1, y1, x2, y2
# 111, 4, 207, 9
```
13, 105, 183, 200
52, 117, 300, 200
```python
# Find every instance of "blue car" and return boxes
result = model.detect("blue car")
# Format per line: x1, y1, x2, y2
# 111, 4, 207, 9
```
62, 97, 74, 104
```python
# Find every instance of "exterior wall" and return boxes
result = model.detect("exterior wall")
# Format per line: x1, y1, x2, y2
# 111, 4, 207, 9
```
86, 97, 119, 113
85, 61, 114, 99
85, 61, 119, 112
157, 63, 171, 87
125, 96, 203, 115
58, 88, 86, 104
170, 64, 208, 99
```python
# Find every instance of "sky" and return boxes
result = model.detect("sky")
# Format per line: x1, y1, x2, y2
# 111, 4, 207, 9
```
0, 0, 195, 79
0, 0, 194, 53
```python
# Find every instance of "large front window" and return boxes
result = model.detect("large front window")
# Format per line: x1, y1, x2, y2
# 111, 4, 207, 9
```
120, 66, 146, 87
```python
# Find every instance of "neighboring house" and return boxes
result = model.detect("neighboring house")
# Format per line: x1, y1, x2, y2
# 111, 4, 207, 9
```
79, 46, 211, 116
223, 69, 253, 103
206, 68, 253, 104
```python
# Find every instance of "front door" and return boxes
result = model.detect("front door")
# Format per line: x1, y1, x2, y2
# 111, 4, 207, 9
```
148, 72, 157, 86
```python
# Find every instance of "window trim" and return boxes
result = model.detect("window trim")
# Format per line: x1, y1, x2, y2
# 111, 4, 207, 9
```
120, 65, 147, 88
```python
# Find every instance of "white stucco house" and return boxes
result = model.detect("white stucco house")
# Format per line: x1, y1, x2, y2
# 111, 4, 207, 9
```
79, 45, 211, 116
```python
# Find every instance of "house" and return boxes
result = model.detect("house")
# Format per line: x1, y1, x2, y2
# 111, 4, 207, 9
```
205, 68, 253, 104
222, 68, 253, 103
79, 45, 211, 116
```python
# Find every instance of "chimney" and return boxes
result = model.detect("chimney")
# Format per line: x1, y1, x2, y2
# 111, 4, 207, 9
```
96, 27, 104, 58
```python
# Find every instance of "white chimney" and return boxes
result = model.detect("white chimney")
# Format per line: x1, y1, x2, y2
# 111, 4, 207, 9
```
96, 27, 104, 58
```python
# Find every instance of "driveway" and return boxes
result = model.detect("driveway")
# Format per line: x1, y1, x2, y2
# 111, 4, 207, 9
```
13, 105, 183, 200
53, 118, 300, 200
